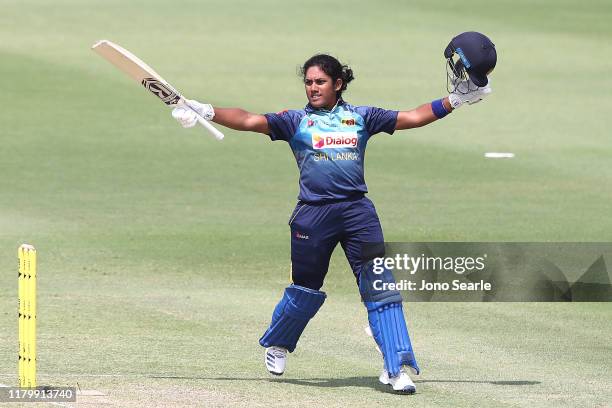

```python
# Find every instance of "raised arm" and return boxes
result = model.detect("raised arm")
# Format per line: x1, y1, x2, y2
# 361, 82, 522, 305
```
395, 79, 492, 131
395, 97, 453, 130
211, 107, 269, 134
172, 101, 270, 135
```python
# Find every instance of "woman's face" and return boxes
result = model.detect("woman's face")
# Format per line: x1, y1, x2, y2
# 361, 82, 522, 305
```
304, 66, 342, 110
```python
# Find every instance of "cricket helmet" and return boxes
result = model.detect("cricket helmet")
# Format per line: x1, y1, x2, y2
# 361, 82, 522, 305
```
445, 31, 496, 87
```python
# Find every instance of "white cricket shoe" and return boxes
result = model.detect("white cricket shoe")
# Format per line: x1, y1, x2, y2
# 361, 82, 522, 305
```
379, 366, 416, 394
264, 346, 287, 376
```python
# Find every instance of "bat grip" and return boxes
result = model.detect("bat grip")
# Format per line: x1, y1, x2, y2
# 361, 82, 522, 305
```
196, 115, 224, 141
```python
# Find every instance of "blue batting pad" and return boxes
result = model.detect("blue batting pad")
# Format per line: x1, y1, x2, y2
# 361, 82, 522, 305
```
259, 284, 326, 352
359, 266, 420, 377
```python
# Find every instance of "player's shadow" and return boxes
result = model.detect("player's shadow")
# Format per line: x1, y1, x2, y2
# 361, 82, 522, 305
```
151, 375, 540, 392
416, 379, 540, 386
266, 377, 540, 391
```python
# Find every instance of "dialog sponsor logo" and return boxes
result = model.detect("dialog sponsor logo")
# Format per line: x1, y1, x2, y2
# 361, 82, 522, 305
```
312, 132, 358, 149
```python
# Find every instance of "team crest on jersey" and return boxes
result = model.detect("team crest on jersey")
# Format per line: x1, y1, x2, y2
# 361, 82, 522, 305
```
312, 132, 358, 149
341, 118, 355, 126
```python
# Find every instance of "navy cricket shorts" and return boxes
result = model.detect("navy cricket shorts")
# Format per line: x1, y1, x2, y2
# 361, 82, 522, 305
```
288, 195, 384, 291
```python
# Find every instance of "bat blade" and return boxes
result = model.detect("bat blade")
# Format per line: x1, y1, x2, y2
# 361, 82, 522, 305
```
92, 40, 182, 105
140, 77, 182, 105
91, 40, 224, 140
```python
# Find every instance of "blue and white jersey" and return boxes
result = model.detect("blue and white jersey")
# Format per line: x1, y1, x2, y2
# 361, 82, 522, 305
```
265, 100, 398, 203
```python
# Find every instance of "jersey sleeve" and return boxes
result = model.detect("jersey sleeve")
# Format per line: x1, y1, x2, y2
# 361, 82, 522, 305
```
358, 106, 399, 136
264, 110, 304, 142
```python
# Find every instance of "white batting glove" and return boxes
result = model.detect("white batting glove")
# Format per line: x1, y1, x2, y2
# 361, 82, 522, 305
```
185, 99, 214, 120
171, 99, 214, 128
448, 79, 492, 109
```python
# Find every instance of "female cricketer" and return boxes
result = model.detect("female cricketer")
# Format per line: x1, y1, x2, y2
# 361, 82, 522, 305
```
172, 32, 496, 394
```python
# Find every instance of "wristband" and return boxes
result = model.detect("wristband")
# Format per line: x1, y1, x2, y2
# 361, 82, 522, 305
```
431, 99, 450, 119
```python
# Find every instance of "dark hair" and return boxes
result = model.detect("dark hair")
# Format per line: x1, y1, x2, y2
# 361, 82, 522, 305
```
300, 54, 354, 99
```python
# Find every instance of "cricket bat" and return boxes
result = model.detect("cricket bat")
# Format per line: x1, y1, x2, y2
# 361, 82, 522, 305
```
92, 40, 224, 141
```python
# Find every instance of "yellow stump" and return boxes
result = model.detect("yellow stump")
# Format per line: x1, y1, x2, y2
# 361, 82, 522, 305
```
18, 244, 37, 388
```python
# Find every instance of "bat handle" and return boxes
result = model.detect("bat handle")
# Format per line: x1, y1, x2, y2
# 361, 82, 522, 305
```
196, 115, 224, 141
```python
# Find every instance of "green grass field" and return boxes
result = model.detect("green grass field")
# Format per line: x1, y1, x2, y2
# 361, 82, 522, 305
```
1, 0, 611, 406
